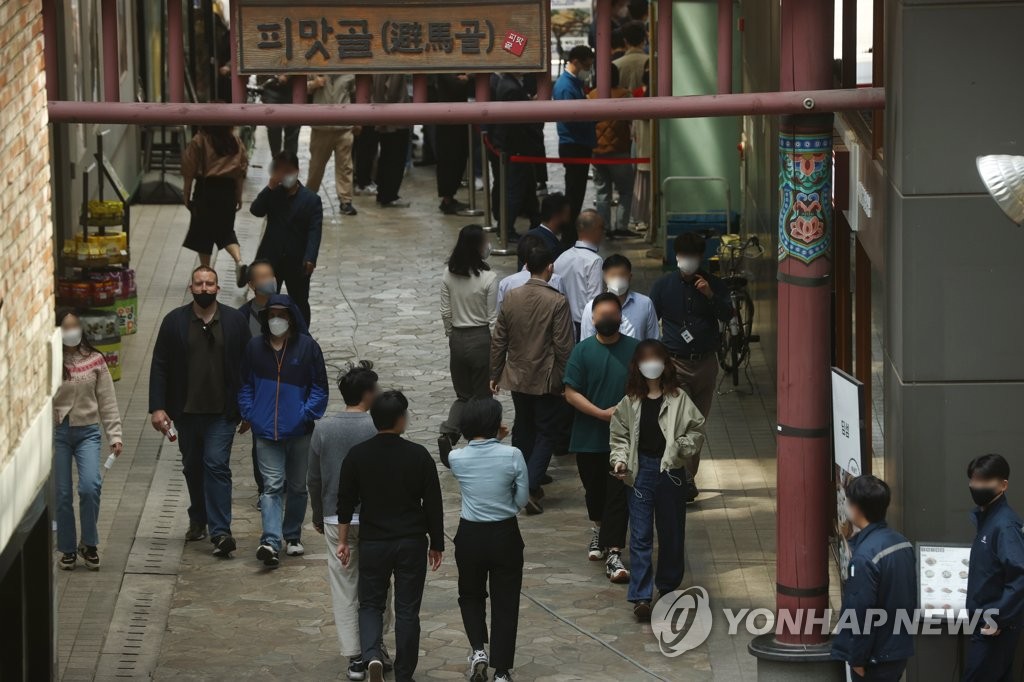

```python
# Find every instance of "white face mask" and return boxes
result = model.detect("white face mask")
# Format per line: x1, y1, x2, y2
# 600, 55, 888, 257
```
639, 360, 665, 380
281, 173, 299, 189
62, 328, 83, 347
677, 256, 701, 276
606, 276, 629, 296
268, 317, 290, 337
578, 68, 594, 82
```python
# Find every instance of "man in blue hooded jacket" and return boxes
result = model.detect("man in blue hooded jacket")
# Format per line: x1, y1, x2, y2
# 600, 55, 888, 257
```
239, 294, 329, 568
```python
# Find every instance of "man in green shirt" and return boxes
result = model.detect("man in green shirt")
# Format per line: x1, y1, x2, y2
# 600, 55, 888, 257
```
564, 292, 639, 584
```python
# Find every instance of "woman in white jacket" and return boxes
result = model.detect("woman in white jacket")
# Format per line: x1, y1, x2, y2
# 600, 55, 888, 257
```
609, 340, 705, 621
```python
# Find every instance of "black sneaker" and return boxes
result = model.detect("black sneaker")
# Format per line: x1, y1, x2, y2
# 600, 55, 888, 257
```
439, 199, 468, 215
256, 543, 280, 568
185, 522, 207, 542
79, 545, 100, 570
525, 495, 543, 515
58, 552, 77, 571
587, 527, 605, 561
235, 262, 248, 288
378, 199, 410, 208
366, 659, 384, 682
606, 551, 629, 583
540, 473, 553, 485
212, 534, 237, 558
340, 202, 358, 216
633, 601, 652, 622
347, 656, 366, 681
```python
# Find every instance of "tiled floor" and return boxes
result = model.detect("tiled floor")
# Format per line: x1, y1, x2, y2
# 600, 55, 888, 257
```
57, 124, 804, 681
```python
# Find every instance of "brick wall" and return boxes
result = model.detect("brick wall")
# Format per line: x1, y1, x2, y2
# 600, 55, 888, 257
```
0, 0, 54, 467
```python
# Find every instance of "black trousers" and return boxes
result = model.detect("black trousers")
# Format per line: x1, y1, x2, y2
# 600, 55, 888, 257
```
489, 154, 538, 232
455, 518, 524, 671
266, 125, 299, 156
576, 451, 628, 549
353, 126, 379, 188
376, 129, 411, 204
850, 659, 906, 681
559, 143, 592, 241
435, 124, 469, 199
358, 536, 428, 682
510, 392, 562, 493
963, 630, 1020, 682
274, 261, 311, 327
251, 436, 264, 494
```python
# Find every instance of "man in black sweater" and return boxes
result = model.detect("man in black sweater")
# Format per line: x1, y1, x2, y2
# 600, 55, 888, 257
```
336, 391, 444, 682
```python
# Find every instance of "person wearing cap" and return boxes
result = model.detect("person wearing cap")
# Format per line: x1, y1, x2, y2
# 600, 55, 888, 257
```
239, 294, 329, 568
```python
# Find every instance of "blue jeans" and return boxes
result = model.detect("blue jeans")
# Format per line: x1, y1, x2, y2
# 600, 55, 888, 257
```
592, 153, 635, 232
176, 413, 236, 539
256, 434, 311, 550
53, 420, 102, 553
626, 455, 687, 603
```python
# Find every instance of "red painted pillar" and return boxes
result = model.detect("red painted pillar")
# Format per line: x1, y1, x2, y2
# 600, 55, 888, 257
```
355, 75, 372, 104
595, 0, 611, 98
42, 0, 59, 101
101, 0, 119, 101
474, 74, 491, 103
167, 0, 185, 103
774, 0, 834, 647
412, 75, 429, 104
717, 0, 733, 94
535, 70, 552, 101
291, 76, 307, 103
656, 0, 673, 97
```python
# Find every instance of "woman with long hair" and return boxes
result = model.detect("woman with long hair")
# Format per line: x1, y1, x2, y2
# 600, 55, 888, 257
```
182, 125, 249, 286
609, 340, 705, 621
53, 309, 123, 570
438, 224, 497, 462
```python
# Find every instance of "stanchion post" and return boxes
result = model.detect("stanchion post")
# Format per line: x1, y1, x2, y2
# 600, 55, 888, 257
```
480, 131, 495, 231
491, 151, 514, 256
457, 124, 483, 217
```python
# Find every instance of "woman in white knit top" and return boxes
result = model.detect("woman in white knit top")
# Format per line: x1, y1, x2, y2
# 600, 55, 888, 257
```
53, 309, 123, 571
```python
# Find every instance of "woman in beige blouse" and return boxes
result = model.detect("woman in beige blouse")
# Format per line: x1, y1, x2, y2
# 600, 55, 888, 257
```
182, 126, 249, 286
438, 224, 498, 461
53, 310, 123, 571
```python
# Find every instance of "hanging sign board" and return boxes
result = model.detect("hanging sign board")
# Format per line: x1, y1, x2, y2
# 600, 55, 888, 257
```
831, 367, 868, 584
236, 0, 550, 74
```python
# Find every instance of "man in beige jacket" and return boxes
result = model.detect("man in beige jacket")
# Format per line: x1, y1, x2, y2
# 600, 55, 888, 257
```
306, 74, 358, 216
490, 245, 575, 513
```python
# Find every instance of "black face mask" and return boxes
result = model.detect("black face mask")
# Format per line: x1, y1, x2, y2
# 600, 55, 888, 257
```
595, 317, 621, 337
970, 486, 1001, 507
192, 291, 217, 309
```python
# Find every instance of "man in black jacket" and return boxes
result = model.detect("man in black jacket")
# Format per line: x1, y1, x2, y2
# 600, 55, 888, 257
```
488, 73, 541, 236
336, 391, 444, 682
148, 266, 249, 557
963, 454, 1024, 682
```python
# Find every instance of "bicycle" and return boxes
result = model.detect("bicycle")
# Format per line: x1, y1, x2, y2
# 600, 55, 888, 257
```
715, 233, 764, 392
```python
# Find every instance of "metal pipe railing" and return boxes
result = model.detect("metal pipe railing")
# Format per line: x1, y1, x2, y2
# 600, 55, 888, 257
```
491, 151, 513, 256
457, 124, 483, 218
480, 130, 494, 232
46, 88, 885, 126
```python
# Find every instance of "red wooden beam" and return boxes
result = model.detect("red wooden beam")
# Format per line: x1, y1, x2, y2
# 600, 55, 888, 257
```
46, 88, 883, 126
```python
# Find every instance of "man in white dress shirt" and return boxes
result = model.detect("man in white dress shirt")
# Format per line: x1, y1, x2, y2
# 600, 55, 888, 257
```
579, 254, 659, 341
553, 210, 605, 340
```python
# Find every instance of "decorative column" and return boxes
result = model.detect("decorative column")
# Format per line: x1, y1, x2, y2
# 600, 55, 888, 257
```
749, 0, 840, 678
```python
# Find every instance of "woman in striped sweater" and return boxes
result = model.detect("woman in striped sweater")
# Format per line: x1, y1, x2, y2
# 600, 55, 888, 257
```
53, 309, 123, 570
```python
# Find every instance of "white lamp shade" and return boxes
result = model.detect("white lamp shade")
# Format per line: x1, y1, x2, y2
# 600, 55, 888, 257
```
977, 155, 1024, 226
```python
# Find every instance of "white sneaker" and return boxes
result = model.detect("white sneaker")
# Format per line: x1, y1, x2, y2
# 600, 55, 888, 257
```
468, 649, 488, 682
587, 527, 605, 561
286, 540, 305, 556
494, 675, 513, 682
366, 659, 384, 682
474, 177, 484, 191
355, 183, 378, 196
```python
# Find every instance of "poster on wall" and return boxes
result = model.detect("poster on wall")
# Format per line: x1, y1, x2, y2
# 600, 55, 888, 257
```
550, 0, 591, 65
832, 367, 867, 584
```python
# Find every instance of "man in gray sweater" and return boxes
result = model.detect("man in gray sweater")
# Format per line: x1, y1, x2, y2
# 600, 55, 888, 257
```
309, 361, 390, 680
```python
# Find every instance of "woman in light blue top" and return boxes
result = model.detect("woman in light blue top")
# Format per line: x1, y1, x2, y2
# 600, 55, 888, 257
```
447, 398, 528, 682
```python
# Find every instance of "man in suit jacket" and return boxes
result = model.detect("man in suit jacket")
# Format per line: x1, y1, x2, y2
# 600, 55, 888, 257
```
490, 246, 575, 513
520, 192, 571, 269
148, 265, 250, 557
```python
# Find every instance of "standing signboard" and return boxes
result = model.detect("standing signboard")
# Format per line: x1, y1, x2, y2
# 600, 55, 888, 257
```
832, 367, 868, 583
550, 0, 591, 62
236, 0, 550, 74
